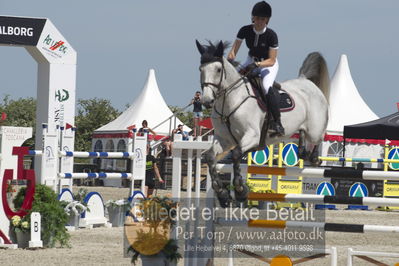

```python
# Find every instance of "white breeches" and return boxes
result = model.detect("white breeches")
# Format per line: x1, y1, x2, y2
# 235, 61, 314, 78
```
241, 55, 279, 94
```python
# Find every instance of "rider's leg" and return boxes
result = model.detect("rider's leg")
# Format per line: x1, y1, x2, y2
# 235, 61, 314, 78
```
260, 61, 285, 136
266, 87, 285, 136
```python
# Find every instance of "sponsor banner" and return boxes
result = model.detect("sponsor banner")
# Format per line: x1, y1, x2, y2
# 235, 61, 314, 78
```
277, 178, 302, 194
0, 126, 32, 179
247, 177, 272, 192
384, 181, 399, 197
0, 16, 46, 46
36, 19, 76, 64
331, 178, 383, 197
49, 64, 76, 129
302, 177, 332, 194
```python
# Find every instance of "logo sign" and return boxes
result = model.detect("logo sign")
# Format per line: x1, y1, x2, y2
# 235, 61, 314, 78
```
42, 34, 69, 57
251, 146, 270, 165
55, 89, 70, 102
388, 147, 399, 170
0, 16, 46, 46
281, 143, 299, 166
316, 182, 335, 196
349, 182, 368, 197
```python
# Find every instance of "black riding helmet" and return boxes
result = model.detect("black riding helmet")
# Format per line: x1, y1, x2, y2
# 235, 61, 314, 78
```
252, 1, 272, 18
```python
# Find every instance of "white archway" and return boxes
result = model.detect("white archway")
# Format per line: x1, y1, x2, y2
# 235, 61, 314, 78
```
0, 15, 77, 183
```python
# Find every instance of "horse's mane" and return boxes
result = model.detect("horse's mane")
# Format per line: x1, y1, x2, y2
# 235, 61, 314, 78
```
200, 40, 240, 67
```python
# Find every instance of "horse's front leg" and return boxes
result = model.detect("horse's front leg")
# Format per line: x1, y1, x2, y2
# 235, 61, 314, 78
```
204, 142, 232, 208
231, 146, 249, 202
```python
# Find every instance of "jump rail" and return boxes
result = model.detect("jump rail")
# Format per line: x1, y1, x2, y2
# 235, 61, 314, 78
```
319, 157, 399, 164
347, 248, 399, 266
58, 173, 132, 179
246, 165, 399, 181
217, 219, 399, 233
247, 192, 399, 207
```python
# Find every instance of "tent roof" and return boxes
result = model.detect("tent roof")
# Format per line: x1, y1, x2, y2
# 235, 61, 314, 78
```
326, 54, 378, 134
344, 112, 399, 140
94, 69, 188, 135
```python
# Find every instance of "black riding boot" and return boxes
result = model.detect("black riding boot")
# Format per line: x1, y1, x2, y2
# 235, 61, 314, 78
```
266, 87, 285, 137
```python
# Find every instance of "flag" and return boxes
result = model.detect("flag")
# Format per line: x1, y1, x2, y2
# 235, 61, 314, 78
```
198, 118, 213, 129
127, 124, 136, 131
65, 123, 73, 130
1, 112, 6, 121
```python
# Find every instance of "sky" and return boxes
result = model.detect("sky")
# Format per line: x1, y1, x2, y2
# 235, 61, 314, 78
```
0, 0, 398, 117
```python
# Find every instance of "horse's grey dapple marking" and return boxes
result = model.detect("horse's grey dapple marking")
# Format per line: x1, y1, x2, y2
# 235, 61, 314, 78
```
196, 40, 329, 207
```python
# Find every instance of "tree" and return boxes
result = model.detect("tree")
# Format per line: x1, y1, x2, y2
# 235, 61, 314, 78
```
75, 98, 121, 152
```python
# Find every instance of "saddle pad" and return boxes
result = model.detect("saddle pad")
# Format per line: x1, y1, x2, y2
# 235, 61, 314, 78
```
279, 90, 295, 112
249, 79, 295, 112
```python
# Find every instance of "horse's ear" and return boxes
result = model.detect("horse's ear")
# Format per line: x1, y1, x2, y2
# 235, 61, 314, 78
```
214, 41, 224, 58
196, 40, 206, 55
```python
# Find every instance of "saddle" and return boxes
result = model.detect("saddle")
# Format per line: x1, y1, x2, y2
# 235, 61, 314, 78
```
248, 77, 295, 112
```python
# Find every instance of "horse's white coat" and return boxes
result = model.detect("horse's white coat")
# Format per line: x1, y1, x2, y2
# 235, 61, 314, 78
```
201, 57, 329, 158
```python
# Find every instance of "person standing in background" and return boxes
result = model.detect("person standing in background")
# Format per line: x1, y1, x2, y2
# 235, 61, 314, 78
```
191, 91, 203, 137
145, 144, 164, 196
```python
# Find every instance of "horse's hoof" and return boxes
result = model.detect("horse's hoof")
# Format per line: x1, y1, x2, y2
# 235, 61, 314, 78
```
234, 184, 249, 202
298, 149, 307, 160
310, 155, 321, 166
217, 189, 232, 208
311, 158, 321, 167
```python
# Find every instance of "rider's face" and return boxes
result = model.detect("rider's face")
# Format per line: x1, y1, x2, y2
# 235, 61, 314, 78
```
253, 16, 268, 29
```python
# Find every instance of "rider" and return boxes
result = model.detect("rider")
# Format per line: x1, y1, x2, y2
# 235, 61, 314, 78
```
227, 1, 285, 136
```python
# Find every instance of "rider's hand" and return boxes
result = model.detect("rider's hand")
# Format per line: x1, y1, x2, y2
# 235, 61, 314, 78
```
245, 62, 258, 73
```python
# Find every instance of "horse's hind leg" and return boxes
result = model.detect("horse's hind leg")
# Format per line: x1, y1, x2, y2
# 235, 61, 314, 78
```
298, 130, 308, 160
231, 146, 249, 202
309, 145, 321, 166
204, 143, 231, 208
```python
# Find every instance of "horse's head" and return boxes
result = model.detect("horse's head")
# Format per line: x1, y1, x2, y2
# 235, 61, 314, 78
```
196, 40, 228, 108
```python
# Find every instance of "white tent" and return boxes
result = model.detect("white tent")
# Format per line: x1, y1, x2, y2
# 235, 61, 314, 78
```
327, 54, 379, 135
321, 55, 381, 166
95, 69, 187, 135
92, 69, 189, 172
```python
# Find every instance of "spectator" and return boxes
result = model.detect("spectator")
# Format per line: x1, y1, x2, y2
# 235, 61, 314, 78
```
138, 120, 156, 141
145, 144, 164, 197
162, 136, 172, 157
173, 124, 189, 141
191, 91, 203, 137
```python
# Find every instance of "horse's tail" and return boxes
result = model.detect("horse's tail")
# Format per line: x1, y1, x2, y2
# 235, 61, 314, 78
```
298, 52, 330, 102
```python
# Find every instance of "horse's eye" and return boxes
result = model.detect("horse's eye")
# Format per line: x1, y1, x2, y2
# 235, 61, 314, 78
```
217, 68, 221, 73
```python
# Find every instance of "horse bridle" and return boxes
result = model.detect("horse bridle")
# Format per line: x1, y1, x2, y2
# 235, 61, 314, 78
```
200, 58, 256, 144
200, 58, 226, 99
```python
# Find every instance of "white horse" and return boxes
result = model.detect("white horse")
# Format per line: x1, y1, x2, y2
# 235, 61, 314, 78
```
196, 40, 329, 207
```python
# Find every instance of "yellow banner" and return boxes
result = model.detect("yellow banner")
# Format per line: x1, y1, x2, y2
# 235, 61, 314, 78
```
384, 182, 399, 197
277, 179, 302, 194
247, 178, 272, 192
